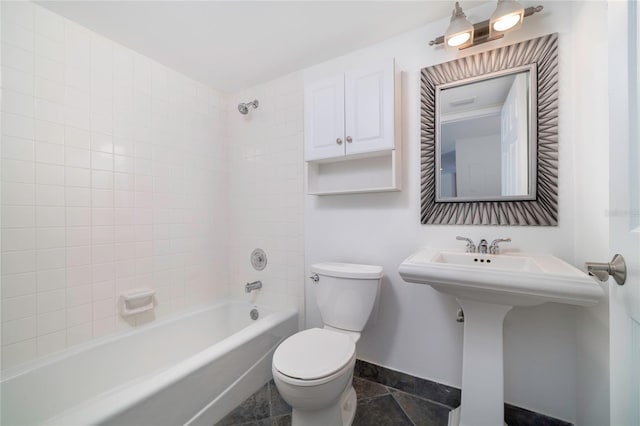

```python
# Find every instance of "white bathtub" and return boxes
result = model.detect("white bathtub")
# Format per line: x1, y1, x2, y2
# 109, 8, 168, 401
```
1, 300, 298, 426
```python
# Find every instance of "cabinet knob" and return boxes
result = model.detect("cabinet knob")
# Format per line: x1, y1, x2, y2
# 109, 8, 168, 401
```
336, 138, 343, 145
346, 136, 353, 143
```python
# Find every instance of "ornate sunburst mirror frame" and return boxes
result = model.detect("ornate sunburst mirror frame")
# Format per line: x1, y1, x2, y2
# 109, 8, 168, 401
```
420, 33, 558, 225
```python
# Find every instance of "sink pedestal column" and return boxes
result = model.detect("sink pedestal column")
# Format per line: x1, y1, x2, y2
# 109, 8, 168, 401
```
450, 299, 513, 426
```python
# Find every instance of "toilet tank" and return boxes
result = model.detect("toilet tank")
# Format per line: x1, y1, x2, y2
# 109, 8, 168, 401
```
311, 262, 383, 332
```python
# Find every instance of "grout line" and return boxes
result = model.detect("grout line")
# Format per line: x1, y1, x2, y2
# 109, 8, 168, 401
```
388, 386, 456, 411
389, 390, 417, 426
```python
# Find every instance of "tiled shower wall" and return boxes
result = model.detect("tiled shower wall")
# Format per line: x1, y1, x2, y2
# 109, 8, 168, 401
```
226, 74, 305, 320
1, 2, 229, 369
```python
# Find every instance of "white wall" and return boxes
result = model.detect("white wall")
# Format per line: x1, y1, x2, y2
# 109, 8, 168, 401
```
1, 2, 229, 369
303, 2, 609, 423
455, 134, 501, 197
226, 74, 305, 327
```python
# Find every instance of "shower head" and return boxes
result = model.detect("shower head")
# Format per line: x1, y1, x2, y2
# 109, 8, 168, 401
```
238, 99, 259, 115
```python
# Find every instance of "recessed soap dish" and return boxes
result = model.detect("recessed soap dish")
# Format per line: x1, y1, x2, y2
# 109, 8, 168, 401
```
119, 288, 156, 317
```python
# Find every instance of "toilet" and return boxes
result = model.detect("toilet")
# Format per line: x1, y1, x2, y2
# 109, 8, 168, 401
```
272, 262, 383, 426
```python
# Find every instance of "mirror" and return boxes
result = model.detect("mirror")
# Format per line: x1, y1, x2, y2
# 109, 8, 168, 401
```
420, 33, 559, 226
436, 66, 536, 202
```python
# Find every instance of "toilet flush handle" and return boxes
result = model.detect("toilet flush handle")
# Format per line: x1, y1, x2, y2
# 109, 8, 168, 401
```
309, 274, 319, 283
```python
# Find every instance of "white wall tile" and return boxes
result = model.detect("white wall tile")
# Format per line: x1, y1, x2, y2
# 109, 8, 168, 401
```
35, 55, 64, 83
2, 3, 229, 369
2, 112, 34, 139
65, 167, 90, 188
36, 206, 65, 227
34, 7, 65, 42
35, 77, 65, 104
2, 182, 35, 205
36, 163, 64, 185
65, 147, 90, 168
66, 265, 92, 287
37, 227, 66, 249
37, 268, 66, 292
37, 290, 65, 313
2, 136, 35, 161
2, 1, 34, 30
2, 228, 36, 252
35, 35, 64, 63
36, 184, 64, 206
2, 316, 37, 345
66, 246, 91, 267
66, 303, 91, 326
37, 330, 66, 356
37, 309, 66, 335
35, 120, 64, 144
2, 45, 34, 77
2, 88, 35, 116
2, 159, 35, 183
92, 226, 114, 245
66, 323, 91, 346
2, 206, 35, 228
2, 339, 37, 369
2, 65, 34, 95
2, 21, 35, 52
36, 248, 65, 270
2, 295, 37, 322
2, 273, 37, 299
65, 227, 91, 247
65, 187, 90, 207
65, 207, 91, 226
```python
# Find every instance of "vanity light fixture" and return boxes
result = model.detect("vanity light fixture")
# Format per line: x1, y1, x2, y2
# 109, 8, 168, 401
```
444, 2, 474, 49
430, 1, 543, 50
490, 0, 524, 37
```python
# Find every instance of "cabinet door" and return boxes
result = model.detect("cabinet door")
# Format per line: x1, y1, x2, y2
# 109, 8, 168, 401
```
344, 59, 395, 156
304, 75, 345, 161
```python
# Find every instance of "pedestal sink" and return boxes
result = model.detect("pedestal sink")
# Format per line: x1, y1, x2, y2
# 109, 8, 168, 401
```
398, 249, 604, 426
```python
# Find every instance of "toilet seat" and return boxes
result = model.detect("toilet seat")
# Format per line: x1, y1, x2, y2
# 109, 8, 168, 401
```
273, 328, 356, 382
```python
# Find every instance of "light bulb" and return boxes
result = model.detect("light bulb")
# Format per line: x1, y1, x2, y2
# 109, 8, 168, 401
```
447, 32, 472, 47
492, 13, 521, 31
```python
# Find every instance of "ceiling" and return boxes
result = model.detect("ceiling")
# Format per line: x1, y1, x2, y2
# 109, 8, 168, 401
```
37, 1, 483, 93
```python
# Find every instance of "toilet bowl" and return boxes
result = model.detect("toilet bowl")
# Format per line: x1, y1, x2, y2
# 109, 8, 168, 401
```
272, 262, 382, 426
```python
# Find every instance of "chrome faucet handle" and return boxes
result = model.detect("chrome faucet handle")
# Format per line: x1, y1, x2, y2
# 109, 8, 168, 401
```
489, 238, 511, 254
478, 239, 489, 254
456, 236, 476, 253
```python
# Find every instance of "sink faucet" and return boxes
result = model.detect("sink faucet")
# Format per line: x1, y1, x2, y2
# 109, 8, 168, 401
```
478, 239, 489, 254
456, 236, 476, 253
245, 280, 262, 293
489, 238, 512, 254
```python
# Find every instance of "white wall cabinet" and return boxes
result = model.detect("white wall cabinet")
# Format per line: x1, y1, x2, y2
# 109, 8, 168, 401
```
304, 59, 400, 195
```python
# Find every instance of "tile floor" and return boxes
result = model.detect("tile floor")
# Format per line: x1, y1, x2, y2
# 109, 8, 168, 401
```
215, 360, 572, 426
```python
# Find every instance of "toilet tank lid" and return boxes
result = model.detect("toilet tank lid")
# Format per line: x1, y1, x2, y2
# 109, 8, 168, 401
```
311, 262, 383, 279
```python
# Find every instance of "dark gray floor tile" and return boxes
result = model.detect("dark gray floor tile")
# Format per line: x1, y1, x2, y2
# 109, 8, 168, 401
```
354, 360, 416, 394
216, 384, 270, 425
505, 404, 572, 426
353, 394, 413, 426
268, 380, 292, 417
414, 377, 461, 409
391, 389, 450, 426
271, 414, 292, 426
353, 376, 389, 400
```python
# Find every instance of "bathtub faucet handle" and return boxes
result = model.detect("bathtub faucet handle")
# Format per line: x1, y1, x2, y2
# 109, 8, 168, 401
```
245, 280, 262, 293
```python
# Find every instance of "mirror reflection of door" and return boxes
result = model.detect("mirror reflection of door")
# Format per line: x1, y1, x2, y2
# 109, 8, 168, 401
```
501, 73, 529, 196
437, 69, 533, 201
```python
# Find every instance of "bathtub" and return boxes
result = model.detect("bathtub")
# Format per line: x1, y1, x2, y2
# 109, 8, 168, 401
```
1, 300, 298, 426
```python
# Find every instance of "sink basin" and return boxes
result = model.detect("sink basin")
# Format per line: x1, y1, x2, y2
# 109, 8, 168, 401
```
399, 248, 604, 426
398, 249, 604, 306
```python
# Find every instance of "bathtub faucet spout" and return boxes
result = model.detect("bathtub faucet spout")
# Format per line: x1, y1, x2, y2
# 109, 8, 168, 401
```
245, 280, 262, 293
